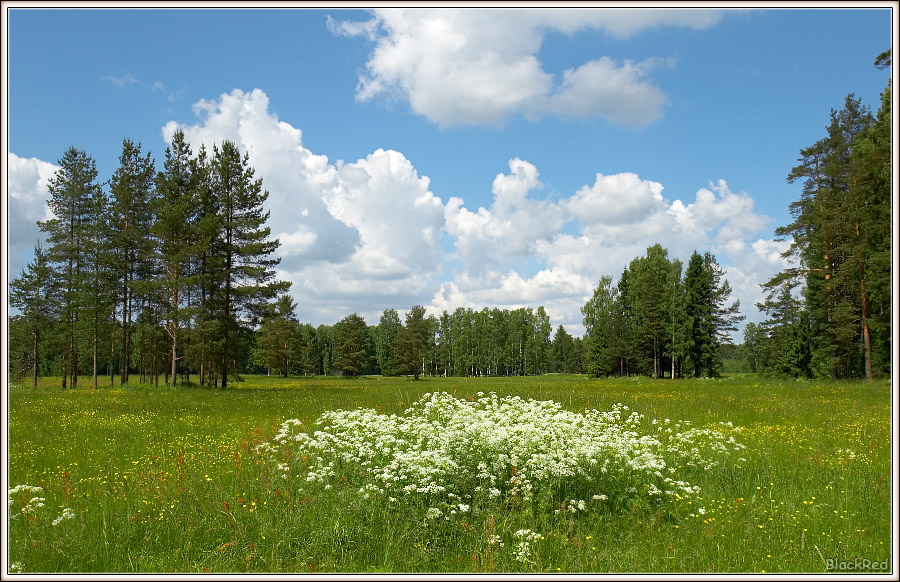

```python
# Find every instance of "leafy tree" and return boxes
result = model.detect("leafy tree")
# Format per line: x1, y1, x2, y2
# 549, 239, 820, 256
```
665, 258, 688, 379
582, 275, 621, 377
375, 309, 403, 375
314, 324, 335, 375
332, 314, 371, 376
528, 306, 553, 375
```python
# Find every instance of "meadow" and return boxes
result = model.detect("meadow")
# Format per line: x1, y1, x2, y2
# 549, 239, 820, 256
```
6, 374, 894, 574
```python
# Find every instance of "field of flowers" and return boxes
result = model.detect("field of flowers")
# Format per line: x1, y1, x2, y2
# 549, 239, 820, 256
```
5, 374, 894, 574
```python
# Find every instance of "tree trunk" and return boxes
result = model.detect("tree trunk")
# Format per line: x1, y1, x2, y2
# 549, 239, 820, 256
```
93, 333, 98, 390
171, 335, 177, 388
859, 261, 873, 382
32, 330, 38, 389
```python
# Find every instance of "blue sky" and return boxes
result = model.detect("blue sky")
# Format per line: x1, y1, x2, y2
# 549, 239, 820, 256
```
4, 6, 895, 339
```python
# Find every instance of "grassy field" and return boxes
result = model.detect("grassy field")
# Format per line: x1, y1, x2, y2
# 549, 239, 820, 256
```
5, 374, 894, 574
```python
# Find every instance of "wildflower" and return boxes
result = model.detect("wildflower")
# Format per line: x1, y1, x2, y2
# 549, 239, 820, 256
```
52, 508, 75, 526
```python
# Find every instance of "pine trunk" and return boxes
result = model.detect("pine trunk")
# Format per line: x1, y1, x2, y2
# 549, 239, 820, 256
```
32, 330, 38, 389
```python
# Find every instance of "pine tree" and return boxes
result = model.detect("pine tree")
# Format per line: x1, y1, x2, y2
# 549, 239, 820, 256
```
769, 87, 887, 379
208, 140, 288, 388
152, 130, 207, 387
82, 183, 116, 389
108, 139, 156, 385
38, 147, 102, 388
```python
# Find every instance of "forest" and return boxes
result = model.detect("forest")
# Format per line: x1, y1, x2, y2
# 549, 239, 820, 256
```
8, 52, 892, 386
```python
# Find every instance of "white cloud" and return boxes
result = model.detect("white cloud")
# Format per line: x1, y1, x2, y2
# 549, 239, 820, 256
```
164, 89, 448, 326
164, 88, 360, 269
547, 57, 668, 127
564, 172, 666, 225
437, 166, 780, 339
332, 8, 722, 127
326, 148, 445, 280
9, 86, 785, 341
444, 158, 564, 274
6, 153, 57, 280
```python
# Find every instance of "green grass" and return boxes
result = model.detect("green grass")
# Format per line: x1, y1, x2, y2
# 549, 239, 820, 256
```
6, 374, 893, 574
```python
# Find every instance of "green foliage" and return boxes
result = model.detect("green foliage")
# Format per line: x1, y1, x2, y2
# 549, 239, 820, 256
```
374, 309, 403, 376
761, 57, 892, 380
256, 294, 302, 376
37, 146, 104, 388
332, 314, 373, 376
583, 246, 739, 379
393, 305, 430, 379
9, 243, 57, 386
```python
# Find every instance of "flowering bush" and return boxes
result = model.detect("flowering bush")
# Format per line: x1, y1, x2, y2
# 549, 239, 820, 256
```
254, 392, 744, 519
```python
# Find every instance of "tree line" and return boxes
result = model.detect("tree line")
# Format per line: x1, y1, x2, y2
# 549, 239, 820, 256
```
10, 131, 287, 389
252, 300, 587, 379
745, 50, 892, 381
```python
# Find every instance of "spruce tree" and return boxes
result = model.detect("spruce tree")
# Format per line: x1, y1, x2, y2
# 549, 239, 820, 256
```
256, 294, 301, 377
10, 242, 57, 387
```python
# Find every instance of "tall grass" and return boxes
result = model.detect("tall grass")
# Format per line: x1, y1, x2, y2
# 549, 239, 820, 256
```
6, 374, 893, 573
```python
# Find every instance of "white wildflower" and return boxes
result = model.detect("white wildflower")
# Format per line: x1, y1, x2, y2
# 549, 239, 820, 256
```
52, 508, 75, 526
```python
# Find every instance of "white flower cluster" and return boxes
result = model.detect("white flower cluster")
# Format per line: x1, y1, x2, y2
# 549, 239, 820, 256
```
52, 507, 76, 526
8, 485, 45, 520
256, 392, 744, 518
513, 528, 542, 562
654, 419, 746, 471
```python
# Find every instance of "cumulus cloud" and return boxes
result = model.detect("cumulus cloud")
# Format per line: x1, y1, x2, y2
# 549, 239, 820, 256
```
156, 86, 784, 335
437, 165, 781, 338
6, 153, 58, 280
331, 8, 722, 127
164, 88, 360, 269
444, 158, 564, 274
564, 172, 666, 225
9, 86, 784, 340
163, 88, 448, 325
